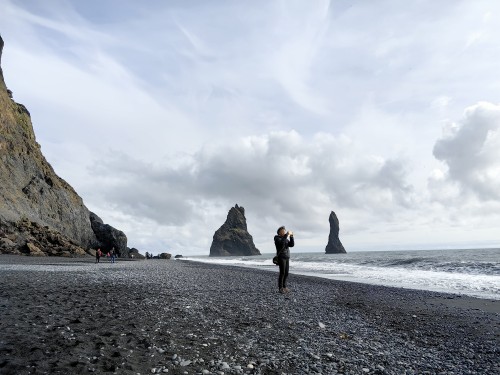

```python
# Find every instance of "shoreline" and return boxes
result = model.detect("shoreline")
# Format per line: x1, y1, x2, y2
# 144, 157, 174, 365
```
183, 258, 500, 314
1, 255, 498, 374
184, 253, 500, 305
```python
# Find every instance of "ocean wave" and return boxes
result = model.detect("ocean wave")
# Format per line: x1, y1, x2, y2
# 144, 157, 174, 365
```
192, 249, 500, 300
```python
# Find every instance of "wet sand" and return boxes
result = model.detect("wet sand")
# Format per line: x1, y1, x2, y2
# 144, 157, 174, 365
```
0, 255, 498, 374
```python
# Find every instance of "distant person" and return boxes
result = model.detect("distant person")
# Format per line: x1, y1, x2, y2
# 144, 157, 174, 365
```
107, 251, 111, 262
274, 226, 294, 294
111, 248, 116, 264
95, 248, 102, 263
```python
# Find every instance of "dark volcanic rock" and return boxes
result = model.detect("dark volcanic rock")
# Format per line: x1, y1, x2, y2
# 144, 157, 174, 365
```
128, 247, 145, 259
0, 35, 126, 256
159, 253, 171, 260
325, 211, 346, 254
0, 35, 4, 80
90, 212, 127, 256
209, 204, 261, 257
0, 217, 88, 257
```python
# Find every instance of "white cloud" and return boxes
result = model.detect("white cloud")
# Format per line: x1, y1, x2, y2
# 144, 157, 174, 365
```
433, 102, 500, 201
431, 96, 452, 110
269, 0, 332, 115
1, 0, 500, 254
82, 130, 419, 252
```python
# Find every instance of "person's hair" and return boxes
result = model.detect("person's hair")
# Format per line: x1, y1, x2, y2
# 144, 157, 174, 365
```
277, 226, 285, 234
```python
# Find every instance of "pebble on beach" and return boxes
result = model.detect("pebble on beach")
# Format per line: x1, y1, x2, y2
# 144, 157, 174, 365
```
0, 256, 498, 375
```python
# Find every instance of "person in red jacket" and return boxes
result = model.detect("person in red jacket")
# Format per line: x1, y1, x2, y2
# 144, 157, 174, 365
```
95, 248, 102, 263
274, 226, 294, 293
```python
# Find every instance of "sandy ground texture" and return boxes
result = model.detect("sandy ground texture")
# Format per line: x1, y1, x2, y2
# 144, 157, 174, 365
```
0, 255, 498, 375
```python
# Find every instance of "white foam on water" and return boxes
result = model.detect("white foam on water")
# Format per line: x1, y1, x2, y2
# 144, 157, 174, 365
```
289, 262, 500, 300
192, 251, 500, 300
186, 257, 275, 267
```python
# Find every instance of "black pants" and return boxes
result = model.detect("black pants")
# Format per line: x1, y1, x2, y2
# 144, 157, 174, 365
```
278, 258, 289, 289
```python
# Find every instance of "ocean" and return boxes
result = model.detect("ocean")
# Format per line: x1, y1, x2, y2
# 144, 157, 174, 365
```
189, 248, 500, 300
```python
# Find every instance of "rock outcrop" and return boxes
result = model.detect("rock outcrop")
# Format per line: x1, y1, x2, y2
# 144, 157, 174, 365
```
128, 247, 145, 259
209, 204, 261, 257
325, 211, 346, 254
0, 217, 88, 257
89, 212, 128, 256
0, 36, 4, 81
0, 35, 127, 256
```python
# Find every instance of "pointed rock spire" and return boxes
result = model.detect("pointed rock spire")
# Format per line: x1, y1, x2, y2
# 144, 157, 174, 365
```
325, 211, 346, 254
209, 204, 261, 257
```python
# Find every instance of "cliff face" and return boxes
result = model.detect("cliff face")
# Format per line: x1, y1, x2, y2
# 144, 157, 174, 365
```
209, 204, 261, 257
0, 36, 4, 81
0, 35, 126, 256
325, 211, 346, 254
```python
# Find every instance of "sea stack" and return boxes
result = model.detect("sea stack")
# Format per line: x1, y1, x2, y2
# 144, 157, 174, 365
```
209, 204, 261, 257
325, 211, 346, 254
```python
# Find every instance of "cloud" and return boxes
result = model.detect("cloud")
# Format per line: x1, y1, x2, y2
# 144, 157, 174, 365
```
433, 102, 500, 201
86, 130, 417, 251
269, 0, 332, 115
2, 0, 500, 253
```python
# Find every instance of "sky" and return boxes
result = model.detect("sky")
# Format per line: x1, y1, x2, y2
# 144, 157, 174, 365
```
1, 0, 500, 255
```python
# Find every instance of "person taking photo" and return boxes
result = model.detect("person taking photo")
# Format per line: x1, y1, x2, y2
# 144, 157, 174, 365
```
274, 226, 294, 294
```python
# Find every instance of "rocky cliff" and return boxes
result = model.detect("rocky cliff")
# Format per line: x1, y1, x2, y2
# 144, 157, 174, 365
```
0, 35, 129, 257
325, 211, 346, 254
209, 204, 261, 257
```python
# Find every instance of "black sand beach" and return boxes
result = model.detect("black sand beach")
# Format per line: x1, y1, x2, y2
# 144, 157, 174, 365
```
0, 255, 498, 375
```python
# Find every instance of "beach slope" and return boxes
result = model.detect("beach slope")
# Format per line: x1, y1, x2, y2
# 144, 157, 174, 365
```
0, 256, 498, 374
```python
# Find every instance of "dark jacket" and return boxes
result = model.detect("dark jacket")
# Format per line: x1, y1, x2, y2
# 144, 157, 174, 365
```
274, 234, 294, 260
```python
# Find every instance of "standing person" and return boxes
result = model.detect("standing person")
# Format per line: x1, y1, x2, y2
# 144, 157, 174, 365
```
107, 251, 111, 262
274, 226, 294, 294
111, 248, 116, 264
95, 248, 102, 263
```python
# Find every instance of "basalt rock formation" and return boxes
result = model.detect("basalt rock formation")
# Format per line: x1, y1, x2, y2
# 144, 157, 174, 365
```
90, 212, 128, 256
0, 217, 88, 257
325, 211, 346, 254
128, 247, 145, 259
210, 204, 261, 257
0, 35, 129, 257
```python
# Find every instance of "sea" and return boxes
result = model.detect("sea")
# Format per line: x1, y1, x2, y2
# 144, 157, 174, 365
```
188, 248, 500, 300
